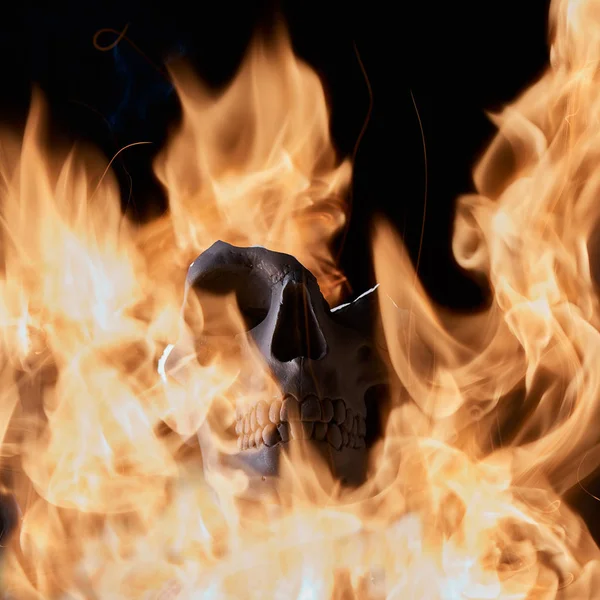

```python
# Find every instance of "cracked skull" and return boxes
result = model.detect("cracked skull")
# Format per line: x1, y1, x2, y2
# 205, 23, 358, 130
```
165, 241, 388, 487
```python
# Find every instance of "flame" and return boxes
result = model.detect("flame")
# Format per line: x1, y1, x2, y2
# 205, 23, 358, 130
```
372, 0, 600, 596
147, 28, 351, 305
2, 2, 600, 597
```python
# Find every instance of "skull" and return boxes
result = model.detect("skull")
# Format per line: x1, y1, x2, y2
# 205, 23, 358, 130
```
165, 241, 388, 487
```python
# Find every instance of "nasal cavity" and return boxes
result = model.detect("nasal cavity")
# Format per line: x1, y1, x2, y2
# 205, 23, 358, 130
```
271, 280, 327, 362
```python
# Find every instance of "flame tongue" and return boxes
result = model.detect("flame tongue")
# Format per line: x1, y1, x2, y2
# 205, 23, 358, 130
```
372, 0, 600, 597
149, 27, 351, 306
3, 1, 600, 597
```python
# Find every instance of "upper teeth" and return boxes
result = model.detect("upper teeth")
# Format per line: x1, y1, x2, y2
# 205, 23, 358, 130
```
235, 395, 366, 451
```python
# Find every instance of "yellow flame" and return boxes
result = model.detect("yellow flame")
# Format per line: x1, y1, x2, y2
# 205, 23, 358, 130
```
3, 2, 600, 597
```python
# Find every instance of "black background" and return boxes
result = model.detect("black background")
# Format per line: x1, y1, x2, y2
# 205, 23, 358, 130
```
14, 0, 600, 545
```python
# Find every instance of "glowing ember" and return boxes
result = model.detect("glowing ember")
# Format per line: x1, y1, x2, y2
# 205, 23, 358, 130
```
2, 0, 600, 597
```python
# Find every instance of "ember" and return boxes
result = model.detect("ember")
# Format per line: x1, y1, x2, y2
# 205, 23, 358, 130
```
2, 0, 600, 598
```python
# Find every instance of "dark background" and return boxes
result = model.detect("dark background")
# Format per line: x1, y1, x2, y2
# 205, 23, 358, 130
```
0, 0, 551, 308
15, 0, 600, 546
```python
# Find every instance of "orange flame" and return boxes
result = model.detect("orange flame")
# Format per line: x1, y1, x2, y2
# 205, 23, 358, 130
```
372, 0, 600, 596
148, 27, 351, 305
2, 1, 600, 597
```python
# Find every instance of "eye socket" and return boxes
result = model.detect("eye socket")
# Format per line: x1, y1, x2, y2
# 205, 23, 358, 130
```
187, 267, 270, 336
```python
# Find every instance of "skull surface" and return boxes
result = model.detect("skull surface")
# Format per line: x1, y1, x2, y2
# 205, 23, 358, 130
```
166, 241, 388, 487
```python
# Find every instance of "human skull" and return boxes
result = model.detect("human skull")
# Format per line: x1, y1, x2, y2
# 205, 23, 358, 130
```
165, 241, 388, 487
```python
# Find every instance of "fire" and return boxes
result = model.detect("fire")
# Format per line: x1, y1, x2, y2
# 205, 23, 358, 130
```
1, 0, 600, 597
147, 27, 351, 306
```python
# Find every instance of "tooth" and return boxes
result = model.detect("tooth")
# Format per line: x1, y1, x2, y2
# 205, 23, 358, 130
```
281, 396, 300, 421
237, 436, 243, 450
269, 400, 282, 424
289, 421, 303, 440
254, 429, 263, 448
314, 422, 328, 441
356, 438, 366, 449
242, 435, 249, 450
248, 434, 256, 448
301, 396, 321, 421
256, 401, 269, 427
333, 399, 346, 424
244, 416, 251, 434
343, 408, 354, 432
301, 422, 314, 440
321, 399, 334, 423
342, 430, 349, 447
250, 408, 257, 431
262, 423, 280, 447
277, 422, 290, 443
327, 424, 342, 450
235, 421, 243, 435
351, 417, 358, 436
358, 417, 366, 437
235, 406, 244, 420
